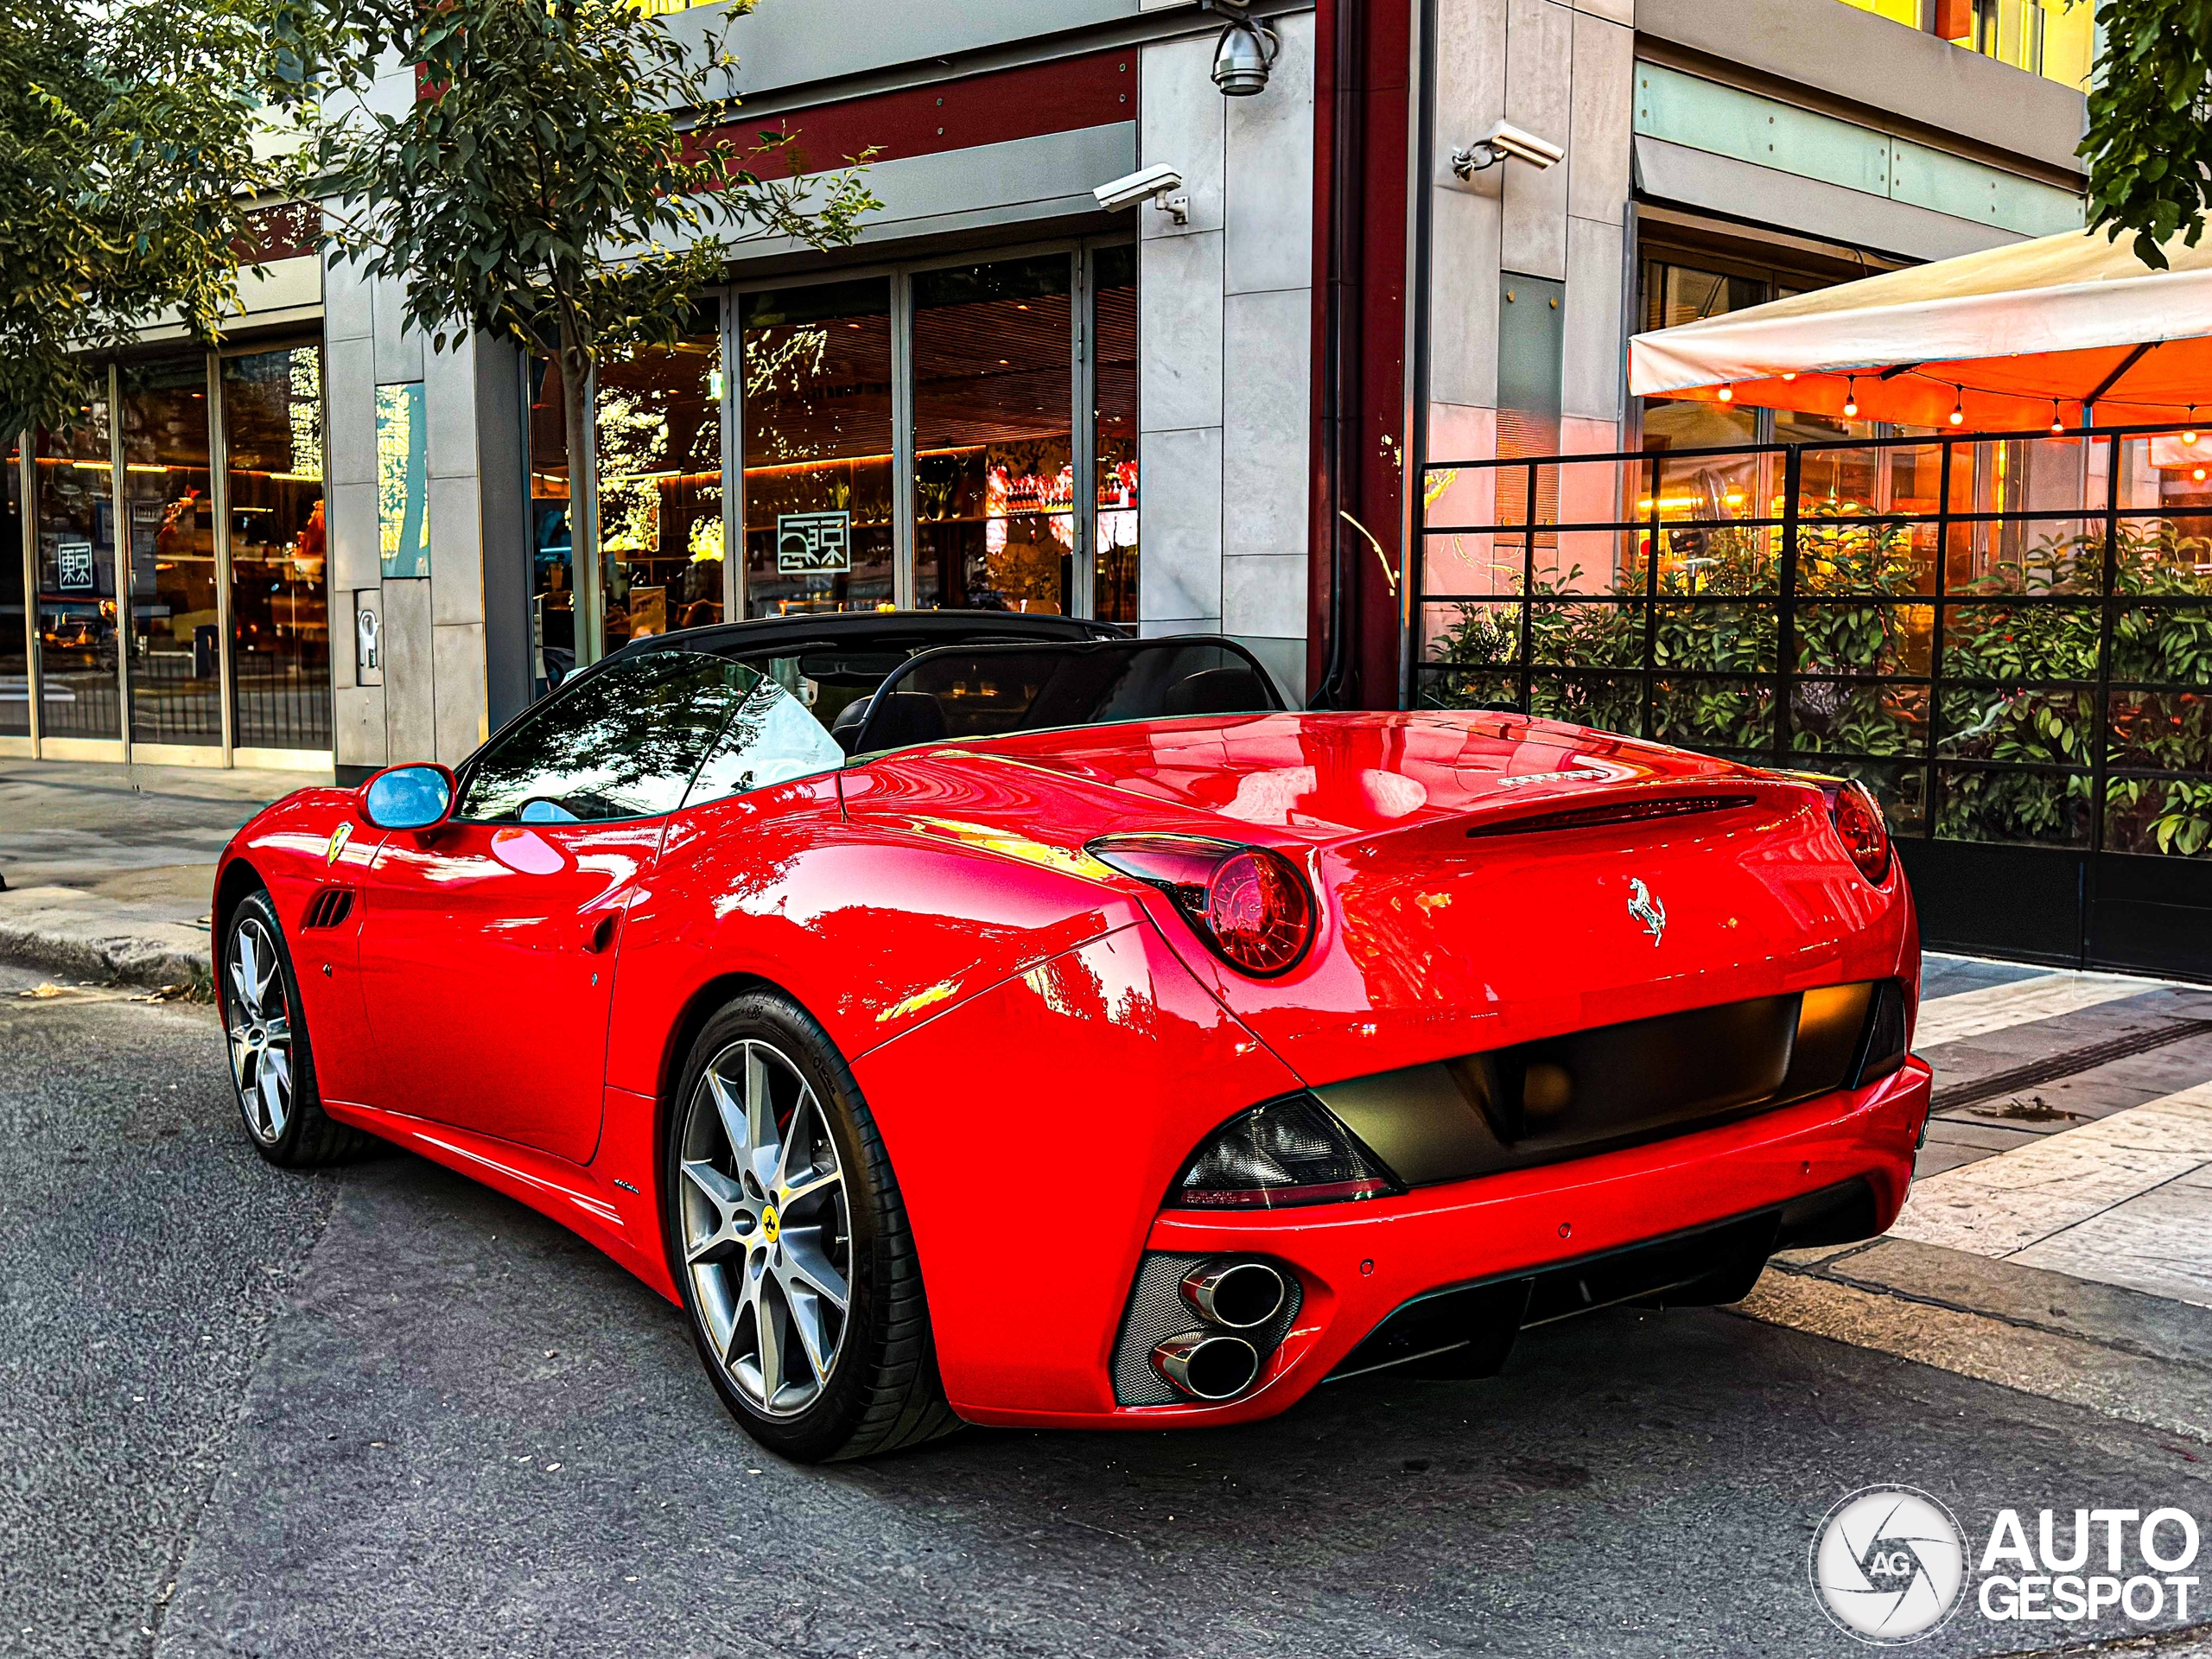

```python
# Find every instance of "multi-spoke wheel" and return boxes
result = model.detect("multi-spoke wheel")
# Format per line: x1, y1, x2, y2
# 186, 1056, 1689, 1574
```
219, 887, 367, 1168
679, 1039, 853, 1416
666, 993, 960, 1461
227, 910, 295, 1145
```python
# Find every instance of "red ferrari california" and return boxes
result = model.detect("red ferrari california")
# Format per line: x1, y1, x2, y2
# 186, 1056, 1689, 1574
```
213, 613, 1929, 1462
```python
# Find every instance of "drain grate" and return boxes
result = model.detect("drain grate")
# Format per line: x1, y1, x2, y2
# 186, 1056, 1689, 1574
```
1929, 1020, 2212, 1115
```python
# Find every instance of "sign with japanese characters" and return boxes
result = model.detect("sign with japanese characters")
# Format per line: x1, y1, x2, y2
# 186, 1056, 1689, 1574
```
776, 512, 851, 575
55, 541, 95, 593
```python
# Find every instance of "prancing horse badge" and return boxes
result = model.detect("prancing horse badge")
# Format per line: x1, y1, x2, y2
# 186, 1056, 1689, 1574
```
1627, 878, 1666, 945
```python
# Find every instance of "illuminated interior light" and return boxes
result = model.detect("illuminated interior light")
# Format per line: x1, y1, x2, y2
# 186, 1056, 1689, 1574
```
2196, 467, 2207, 483
1842, 377, 1858, 419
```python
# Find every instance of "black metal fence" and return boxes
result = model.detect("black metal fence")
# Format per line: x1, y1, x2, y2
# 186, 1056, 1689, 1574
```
1414, 424, 2212, 978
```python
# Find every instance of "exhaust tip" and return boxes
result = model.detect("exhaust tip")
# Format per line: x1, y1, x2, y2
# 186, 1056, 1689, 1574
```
1153, 1332, 1262, 1401
1181, 1259, 1287, 1330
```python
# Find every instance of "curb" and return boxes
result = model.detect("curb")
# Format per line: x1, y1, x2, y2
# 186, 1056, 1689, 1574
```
0, 890, 214, 993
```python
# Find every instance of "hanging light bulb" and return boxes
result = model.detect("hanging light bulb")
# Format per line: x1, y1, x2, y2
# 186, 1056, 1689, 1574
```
1948, 387, 1966, 427
2196, 467, 2207, 483
1717, 385, 1733, 403
2050, 400, 2065, 435
1842, 377, 1859, 419
1781, 372, 1797, 381
2185, 407, 2200, 445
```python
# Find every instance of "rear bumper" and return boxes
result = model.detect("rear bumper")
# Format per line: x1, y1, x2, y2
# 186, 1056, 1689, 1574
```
956, 1055, 1929, 1430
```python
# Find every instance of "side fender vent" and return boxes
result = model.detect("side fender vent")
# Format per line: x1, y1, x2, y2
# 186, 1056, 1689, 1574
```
302, 887, 357, 931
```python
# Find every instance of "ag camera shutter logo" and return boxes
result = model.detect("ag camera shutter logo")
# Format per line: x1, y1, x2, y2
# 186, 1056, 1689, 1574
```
1810, 1485, 1968, 1644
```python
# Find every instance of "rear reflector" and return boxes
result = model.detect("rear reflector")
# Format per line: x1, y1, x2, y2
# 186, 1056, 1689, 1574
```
1463, 792, 1756, 840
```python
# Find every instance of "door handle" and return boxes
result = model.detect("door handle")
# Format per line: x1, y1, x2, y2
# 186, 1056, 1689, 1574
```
582, 913, 620, 955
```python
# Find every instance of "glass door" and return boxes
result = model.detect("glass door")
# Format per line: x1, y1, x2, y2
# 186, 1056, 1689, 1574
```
3, 440, 26, 738
739, 279, 895, 618
32, 407, 121, 746
911, 256, 1074, 613
223, 345, 330, 753
120, 357, 219, 747
594, 306, 724, 645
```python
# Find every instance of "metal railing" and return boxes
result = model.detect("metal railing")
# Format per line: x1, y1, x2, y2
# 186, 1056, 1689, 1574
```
1414, 423, 2212, 861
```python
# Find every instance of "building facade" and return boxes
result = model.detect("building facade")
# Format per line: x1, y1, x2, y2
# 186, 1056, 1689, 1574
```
3, 0, 2091, 783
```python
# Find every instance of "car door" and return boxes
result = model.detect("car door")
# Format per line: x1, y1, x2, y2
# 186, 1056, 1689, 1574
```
353, 651, 763, 1161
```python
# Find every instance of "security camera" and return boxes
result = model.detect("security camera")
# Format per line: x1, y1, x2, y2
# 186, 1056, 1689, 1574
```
1451, 120, 1566, 179
1095, 163, 1189, 224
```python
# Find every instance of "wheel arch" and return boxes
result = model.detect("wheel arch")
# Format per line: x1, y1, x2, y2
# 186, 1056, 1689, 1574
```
212, 857, 269, 1014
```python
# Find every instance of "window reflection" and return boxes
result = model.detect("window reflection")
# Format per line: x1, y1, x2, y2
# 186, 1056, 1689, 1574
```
120, 359, 219, 746
3, 439, 25, 737
741, 279, 894, 618
913, 256, 1074, 614
597, 316, 724, 649
1093, 244, 1140, 625
32, 409, 118, 741
223, 346, 328, 751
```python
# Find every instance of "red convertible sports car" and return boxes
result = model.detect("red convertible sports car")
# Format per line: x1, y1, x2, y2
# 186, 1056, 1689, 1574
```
214, 612, 1929, 1462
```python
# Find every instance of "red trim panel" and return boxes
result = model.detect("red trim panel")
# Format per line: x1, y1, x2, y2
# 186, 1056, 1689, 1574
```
705, 50, 1135, 170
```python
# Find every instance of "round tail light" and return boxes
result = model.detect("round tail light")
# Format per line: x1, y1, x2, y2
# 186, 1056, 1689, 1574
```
1085, 836, 1316, 977
1202, 849, 1313, 975
1830, 779, 1891, 884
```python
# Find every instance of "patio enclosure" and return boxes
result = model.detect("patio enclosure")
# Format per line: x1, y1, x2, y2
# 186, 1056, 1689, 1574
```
1416, 423, 2212, 980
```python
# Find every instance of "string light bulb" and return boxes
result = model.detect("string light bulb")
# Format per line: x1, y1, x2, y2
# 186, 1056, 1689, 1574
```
1842, 377, 1859, 419
1948, 388, 1966, 427
1717, 385, 1733, 402
2050, 400, 2065, 435
2186, 407, 2200, 445
1781, 372, 1796, 381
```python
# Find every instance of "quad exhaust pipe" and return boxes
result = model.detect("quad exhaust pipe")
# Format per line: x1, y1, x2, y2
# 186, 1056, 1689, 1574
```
1152, 1332, 1262, 1401
1148, 1257, 1288, 1400
1180, 1259, 1286, 1329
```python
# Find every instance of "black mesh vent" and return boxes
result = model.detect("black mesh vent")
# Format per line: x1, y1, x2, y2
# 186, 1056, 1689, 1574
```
1109, 1252, 1303, 1407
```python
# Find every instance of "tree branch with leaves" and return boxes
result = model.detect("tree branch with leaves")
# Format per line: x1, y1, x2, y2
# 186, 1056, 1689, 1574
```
2073, 0, 2212, 267
0, 0, 307, 439
308, 0, 879, 663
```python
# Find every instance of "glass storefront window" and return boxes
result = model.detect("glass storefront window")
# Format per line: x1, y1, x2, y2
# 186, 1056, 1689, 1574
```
224, 346, 329, 751
1642, 262, 1762, 451
120, 358, 219, 746
595, 310, 723, 649
33, 406, 119, 743
1092, 244, 1139, 625
3, 440, 25, 737
912, 256, 1074, 613
740, 279, 893, 619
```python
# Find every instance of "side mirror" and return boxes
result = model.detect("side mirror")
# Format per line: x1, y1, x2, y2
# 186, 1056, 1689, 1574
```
362, 763, 456, 830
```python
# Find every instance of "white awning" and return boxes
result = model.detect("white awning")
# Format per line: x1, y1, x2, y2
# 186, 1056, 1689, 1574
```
1628, 227, 2212, 429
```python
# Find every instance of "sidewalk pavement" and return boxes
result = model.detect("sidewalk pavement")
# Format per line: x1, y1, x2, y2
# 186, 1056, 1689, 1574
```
0, 758, 327, 989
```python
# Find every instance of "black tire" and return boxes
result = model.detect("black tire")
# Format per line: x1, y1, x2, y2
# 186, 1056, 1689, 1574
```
220, 888, 372, 1168
664, 991, 960, 1462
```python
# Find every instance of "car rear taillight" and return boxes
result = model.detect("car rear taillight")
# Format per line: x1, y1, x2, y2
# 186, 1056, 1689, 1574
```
1172, 1095, 1401, 1209
1086, 834, 1314, 976
1827, 779, 1891, 885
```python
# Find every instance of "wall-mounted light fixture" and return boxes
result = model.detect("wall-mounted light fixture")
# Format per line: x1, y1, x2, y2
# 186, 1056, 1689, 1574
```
1205, 0, 1281, 98
1452, 120, 1565, 179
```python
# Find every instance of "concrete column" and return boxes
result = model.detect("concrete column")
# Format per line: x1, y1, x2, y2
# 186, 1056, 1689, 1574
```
1138, 12, 1316, 703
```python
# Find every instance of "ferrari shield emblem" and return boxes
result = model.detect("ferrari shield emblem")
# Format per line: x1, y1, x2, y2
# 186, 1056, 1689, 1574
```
1627, 878, 1666, 944
326, 821, 353, 866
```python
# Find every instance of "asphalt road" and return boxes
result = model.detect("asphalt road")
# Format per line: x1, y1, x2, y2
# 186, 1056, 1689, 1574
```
7, 957, 2212, 1659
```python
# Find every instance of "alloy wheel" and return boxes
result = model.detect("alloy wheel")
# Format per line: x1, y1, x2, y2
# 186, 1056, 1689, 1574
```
678, 1039, 852, 1417
226, 915, 293, 1145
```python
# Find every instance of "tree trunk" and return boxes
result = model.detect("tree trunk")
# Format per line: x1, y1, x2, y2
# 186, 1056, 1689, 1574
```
560, 327, 601, 668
